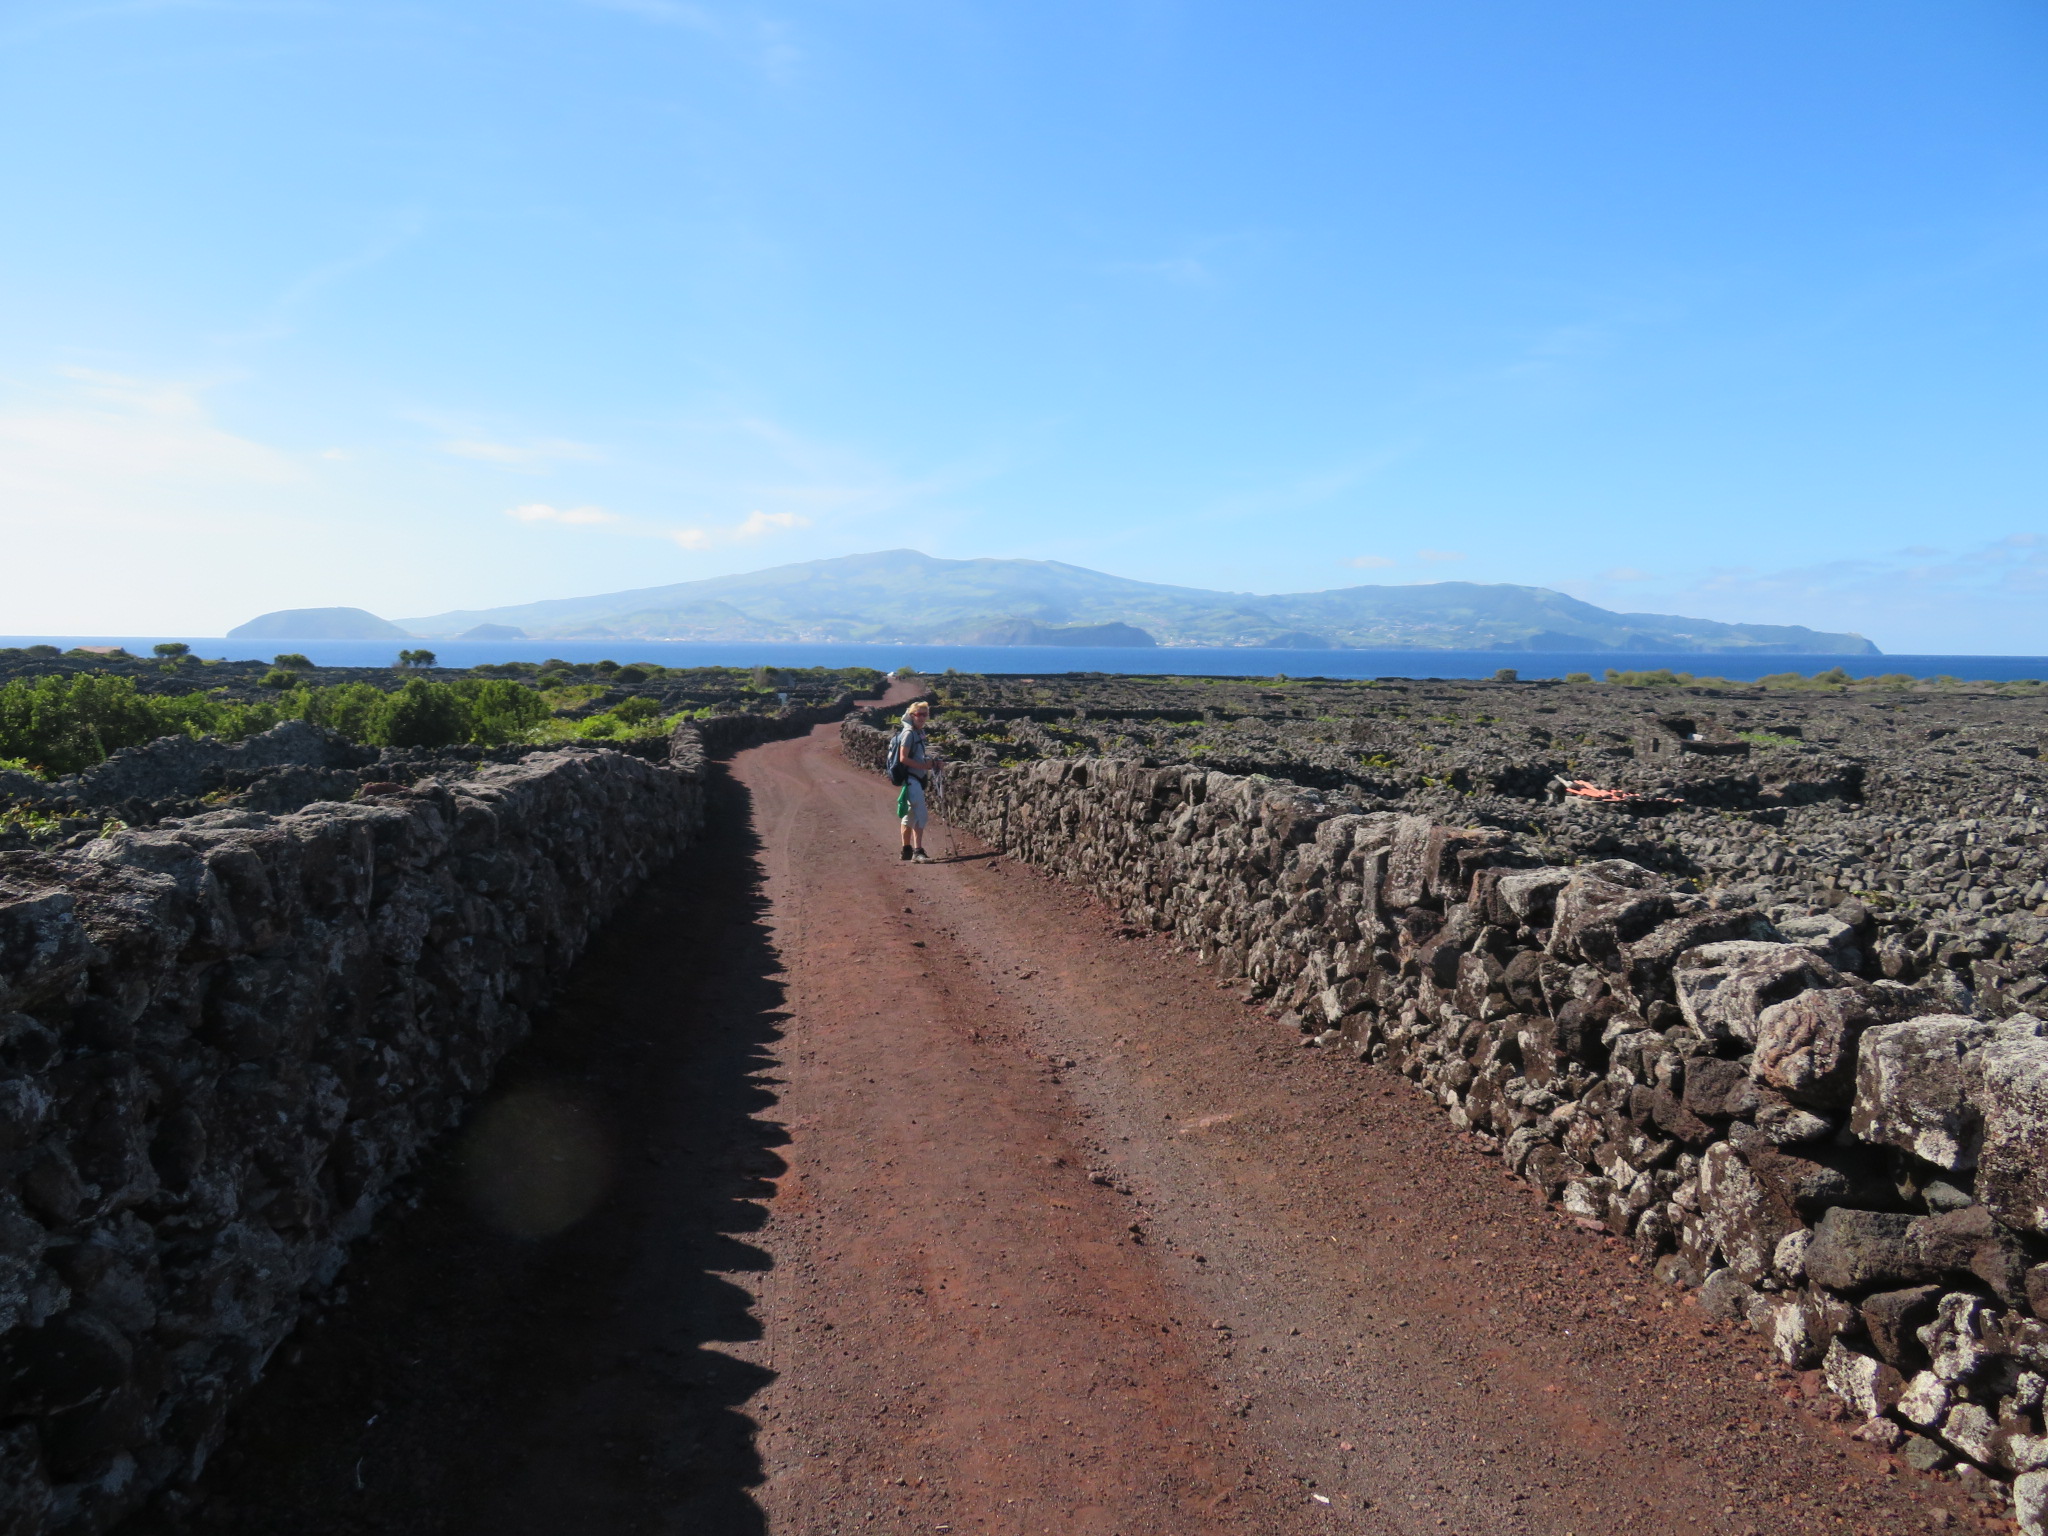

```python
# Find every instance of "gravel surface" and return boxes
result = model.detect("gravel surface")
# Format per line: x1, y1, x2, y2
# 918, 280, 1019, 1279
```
143, 716, 2001, 1536
915, 672, 2048, 945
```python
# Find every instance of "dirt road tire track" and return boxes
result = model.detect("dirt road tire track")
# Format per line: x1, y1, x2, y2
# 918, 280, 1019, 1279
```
145, 721, 1994, 1536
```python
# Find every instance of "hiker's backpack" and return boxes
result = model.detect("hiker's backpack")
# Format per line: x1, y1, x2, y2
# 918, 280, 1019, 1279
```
887, 731, 910, 786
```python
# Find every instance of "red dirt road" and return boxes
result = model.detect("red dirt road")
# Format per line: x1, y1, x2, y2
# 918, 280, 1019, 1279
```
159, 718, 1992, 1536
724, 723, 1983, 1536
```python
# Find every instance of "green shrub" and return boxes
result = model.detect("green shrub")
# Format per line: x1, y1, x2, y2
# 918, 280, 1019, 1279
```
540, 683, 607, 712
455, 679, 550, 745
1564, 672, 1592, 684
1754, 668, 1877, 691
0, 805, 62, 841
273, 653, 313, 669
1601, 668, 1739, 689
371, 677, 467, 748
153, 642, 190, 659
288, 682, 387, 742
0, 670, 623, 774
568, 702, 674, 741
0, 673, 176, 775
609, 695, 664, 725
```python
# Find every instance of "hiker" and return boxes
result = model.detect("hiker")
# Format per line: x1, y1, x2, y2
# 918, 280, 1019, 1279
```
888, 700, 941, 863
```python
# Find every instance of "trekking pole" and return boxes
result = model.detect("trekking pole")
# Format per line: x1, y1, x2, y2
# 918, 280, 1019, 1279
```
936, 763, 956, 861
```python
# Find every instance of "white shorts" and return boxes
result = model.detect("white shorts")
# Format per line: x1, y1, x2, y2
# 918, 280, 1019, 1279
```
899, 775, 929, 830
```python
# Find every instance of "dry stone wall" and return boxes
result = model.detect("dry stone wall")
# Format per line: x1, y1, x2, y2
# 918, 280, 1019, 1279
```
0, 723, 747, 1534
846, 719, 2048, 1530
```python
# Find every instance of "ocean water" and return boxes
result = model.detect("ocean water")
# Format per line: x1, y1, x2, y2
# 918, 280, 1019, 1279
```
5, 636, 2047, 684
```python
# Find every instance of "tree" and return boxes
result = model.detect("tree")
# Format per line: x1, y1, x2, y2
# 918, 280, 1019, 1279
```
273, 653, 313, 668
0, 673, 172, 774
610, 695, 664, 725
396, 649, 438, 669
290, 683, 387, 742
458, 679, 549, 745
153, 642, 190, 659
370, 678, 468, 748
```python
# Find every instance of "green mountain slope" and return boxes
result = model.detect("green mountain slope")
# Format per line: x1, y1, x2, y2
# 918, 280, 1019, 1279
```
394, 550, 1877, 653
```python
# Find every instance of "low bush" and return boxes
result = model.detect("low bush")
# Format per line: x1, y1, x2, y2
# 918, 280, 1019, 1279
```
0, 673, 557, 775
0, 674, 194, 775
374, 677, 467, 748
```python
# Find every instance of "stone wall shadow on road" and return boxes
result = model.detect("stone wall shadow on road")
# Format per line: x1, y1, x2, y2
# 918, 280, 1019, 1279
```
133, 764, 788, 1536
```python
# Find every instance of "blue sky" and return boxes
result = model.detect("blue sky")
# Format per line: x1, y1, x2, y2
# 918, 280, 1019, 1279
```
3, 0, 2045, 649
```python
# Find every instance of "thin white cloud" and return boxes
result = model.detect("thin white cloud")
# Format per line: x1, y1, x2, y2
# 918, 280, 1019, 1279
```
0, 367, 352, 631
504, 502, 620, 525
443, 437, 606, 470
737, 508, 804, 535
202, 214, 431, 350
449, 406, 983, 565
1567, 533, 2048, 653
649, 412, 979, 531
0, 368, 301, 491
1416, 548, 1467, 563
1346, 554, 1396, 569
670, 508, 810, 549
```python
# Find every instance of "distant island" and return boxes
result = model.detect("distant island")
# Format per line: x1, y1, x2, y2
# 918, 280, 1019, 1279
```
234, 550, 1879, 653
965, 618, 1157, 647
227, 606, 412, 641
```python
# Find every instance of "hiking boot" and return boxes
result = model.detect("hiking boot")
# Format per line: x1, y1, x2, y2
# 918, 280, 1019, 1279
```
912, 849, 933, 863
899, 845, 913, 861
